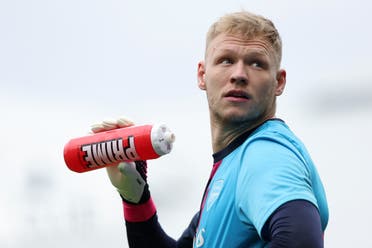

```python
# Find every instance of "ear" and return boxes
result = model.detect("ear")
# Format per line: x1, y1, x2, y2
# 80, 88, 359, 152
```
197, 61, 206, 90
275, 69, 286, 96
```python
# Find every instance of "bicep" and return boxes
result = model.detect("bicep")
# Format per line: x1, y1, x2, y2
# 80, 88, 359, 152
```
236, 138, 317, 231
261, 200, 324, 248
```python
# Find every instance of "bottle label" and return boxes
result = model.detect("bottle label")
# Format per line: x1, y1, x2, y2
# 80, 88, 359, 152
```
81, 135, 139, 168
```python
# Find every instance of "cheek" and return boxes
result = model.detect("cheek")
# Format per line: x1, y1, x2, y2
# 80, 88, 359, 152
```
205, 85, 218, 104
209, 67, 230, 83
255, 79, 277, 100
204, 81, 222, 108
205, 72, 226, 94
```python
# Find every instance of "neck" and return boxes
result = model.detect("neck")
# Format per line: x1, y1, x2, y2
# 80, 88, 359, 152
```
210, 115, 275, 153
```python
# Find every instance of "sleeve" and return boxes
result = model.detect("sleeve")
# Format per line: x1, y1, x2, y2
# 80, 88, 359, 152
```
236, 136, 319, 236
125, 211, 199, 248
261, 200, 324, 247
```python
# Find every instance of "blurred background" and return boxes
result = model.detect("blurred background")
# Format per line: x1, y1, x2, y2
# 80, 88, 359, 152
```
1, 0, 371, 247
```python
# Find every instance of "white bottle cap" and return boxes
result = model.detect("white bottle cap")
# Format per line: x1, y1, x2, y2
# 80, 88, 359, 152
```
151, 124, 175, 156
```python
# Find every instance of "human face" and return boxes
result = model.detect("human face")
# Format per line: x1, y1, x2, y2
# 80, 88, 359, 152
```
197, 34, 286, 127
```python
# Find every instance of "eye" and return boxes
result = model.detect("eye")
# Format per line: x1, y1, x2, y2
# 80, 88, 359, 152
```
251, 61, 262, 68
249, 58, 270, 69
221, 58, 232, 64
217, 57, 234, 65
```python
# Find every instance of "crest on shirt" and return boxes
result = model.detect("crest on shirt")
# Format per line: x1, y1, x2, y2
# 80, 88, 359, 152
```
194, 228, 205, 247
206, 179, 224, 211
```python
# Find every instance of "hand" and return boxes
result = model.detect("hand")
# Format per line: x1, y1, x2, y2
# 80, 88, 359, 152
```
91, 117, 150, 204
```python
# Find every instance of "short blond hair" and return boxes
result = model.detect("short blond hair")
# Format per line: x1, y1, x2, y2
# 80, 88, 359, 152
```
206, 11, 282, 66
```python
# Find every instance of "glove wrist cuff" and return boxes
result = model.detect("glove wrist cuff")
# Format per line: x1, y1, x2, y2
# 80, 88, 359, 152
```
123, 197, 156, 222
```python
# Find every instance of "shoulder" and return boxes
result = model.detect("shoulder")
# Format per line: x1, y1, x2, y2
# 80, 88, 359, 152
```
249, 119, 300, 146
235, 120, 318, 232
237, 120, 312, 188
241, 120, 309, 169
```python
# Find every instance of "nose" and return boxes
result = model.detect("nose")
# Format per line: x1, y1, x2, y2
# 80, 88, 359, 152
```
230, 61, 248, 85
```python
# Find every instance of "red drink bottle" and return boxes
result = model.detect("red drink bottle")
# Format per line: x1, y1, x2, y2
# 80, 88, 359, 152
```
64, 124, 175, 173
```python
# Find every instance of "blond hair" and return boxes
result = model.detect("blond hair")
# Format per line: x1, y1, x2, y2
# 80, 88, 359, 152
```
206, 11, 282, 66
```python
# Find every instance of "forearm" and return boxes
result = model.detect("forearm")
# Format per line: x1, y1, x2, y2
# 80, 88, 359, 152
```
125, 209, 199, 248
126, 214, 177, 248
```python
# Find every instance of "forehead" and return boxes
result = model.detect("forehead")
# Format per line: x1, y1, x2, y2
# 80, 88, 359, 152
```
207, 34, 274, 59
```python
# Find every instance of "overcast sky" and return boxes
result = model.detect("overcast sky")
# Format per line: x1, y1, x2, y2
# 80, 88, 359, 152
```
1, 0, 372, 247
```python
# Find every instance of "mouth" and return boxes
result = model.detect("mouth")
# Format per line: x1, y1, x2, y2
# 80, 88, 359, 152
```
224, 90, 250, 100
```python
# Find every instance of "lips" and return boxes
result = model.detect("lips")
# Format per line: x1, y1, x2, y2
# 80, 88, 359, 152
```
224, 89, 250, 100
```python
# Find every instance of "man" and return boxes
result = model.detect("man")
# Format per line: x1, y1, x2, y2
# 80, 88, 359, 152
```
92, 11, 329, 247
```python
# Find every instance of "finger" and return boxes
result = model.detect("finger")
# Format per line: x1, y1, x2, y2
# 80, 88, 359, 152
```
117, 161, 136, 175
117, 116, 135, 128
91, 118, 119, 133
102, 118, 119, 130
106, 163, 124, 187
106, 163, 121, 175
91, 123, 106, 133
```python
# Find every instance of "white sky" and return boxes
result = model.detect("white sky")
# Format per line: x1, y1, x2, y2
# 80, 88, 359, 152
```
1, 0, 372, 247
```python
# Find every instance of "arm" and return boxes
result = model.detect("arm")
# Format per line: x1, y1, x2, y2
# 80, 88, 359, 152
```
261, 200, 324, 248
236, 134, 328, 247
92, 117, 195, 248
113, 160, 178, 248
125, 212, 199, 248
125, 214, 176, 248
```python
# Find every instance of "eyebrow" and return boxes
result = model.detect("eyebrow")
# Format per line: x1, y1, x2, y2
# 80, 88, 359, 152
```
213, 48, 270, 58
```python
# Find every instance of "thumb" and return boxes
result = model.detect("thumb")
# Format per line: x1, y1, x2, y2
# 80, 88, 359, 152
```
106, 162, 146, 203
106, 162, 134, 189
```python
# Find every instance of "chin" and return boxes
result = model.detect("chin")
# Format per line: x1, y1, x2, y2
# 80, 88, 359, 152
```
223, 113, 255, 124
223, 110, 266, 125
